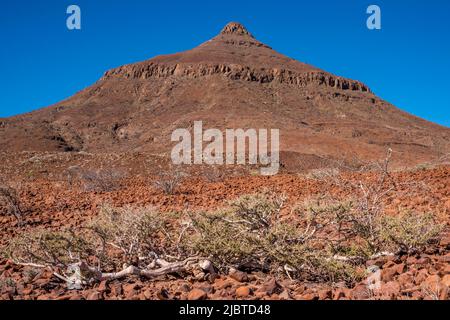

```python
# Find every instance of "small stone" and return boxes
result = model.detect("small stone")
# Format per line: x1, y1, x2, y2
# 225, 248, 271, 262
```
279, 289, 292, 300
333, 288, 349, 300
69, 294, 84, 300
350, 284, 370, 300
414, 269, 429, 285
421, 275, 441, 293
123, 283, 140, 299
179, 283, 192, 292
397, 273, 413, 289
87, 291, 101, 300
381, 268, 397, 282
393, 263, 406, 274
318, 289, 332, 300
143, 289, 153, 300
298, 293, 317, 300
235, 286, 251, 298
188, 288, 207, 301
259, 278, 281, 296
97, 280, 108, 292
110, 283, 123, 297
380, 281, 401, 299
229, 268, 249, 283
156, 288, 171, 300
441, 274, 450, 287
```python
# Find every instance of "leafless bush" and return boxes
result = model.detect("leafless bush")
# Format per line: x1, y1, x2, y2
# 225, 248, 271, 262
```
5, 229, 94, 268
79, 168, 124, 192
4, 205, 197, 287
0, 183, 25, 225
297, 150, 445, 258
306, 168, 340, 181
88, 205, 183, 266
153, 167, 185, 195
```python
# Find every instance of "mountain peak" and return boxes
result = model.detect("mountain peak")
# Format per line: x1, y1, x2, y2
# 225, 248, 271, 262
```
220, 22, 253, 37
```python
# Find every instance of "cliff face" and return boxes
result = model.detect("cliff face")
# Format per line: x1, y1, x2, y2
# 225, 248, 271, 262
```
103, 63, 370, 93
0, 22, 448, 169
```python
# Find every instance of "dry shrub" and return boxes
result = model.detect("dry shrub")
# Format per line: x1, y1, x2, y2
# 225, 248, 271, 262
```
0, 183, 24, 225
5, 229, 93, 268
89, 205, 184, 266
188, 193, 362, 284
4, 205, 185, 273
306, 168, 340, 181
79, 168, 124, 192
4, 178, 445, 287
153, 167, 185, 195
297, 196, 445, 260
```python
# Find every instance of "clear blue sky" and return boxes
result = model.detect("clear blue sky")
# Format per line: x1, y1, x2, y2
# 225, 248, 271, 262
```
1, 0, 449, 127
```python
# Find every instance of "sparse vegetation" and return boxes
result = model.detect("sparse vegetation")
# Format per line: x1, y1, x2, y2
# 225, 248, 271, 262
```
381, 211, 443, 254
0, 183, 24, 225
153, 167, 185, 195
188, 193, 363, 284
1, 151, 447, 299
69, 167, 124, 192
4, 184, 445, 288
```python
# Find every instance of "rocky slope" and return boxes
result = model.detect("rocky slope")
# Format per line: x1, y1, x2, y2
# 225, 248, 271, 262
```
0, 22, 449, 169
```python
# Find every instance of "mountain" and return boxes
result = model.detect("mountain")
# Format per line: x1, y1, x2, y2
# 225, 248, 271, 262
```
0, 22, 448, 169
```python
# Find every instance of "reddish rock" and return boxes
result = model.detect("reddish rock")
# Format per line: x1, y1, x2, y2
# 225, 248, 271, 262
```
279, 290, 292, 300
414, 269, 430, 285
21, 288, 33, 296
393, 263, 406, 274
421, 275, 441, 293
318, 289, 332, 300
156, 288, 171, 300
441, 274, 450, 287
333, 288, 349, 300
179, 283, 192, 293
406, 256, 418, 265
383, 261, 396, 269
259, 278, 281, 296
229, 269, 249, 283
97, 280, 108, 293
397, 273, 414, 289
123, 283, 140, 299
439, 253, 450, 263
110, 283, 123, 297
380, 281, 401, 299
439, 235, 450, 248
143, 289, 153, 300
235, 286, 251, 298
350, 284, 370, 300
87, 291, 101, 300
441, 264, 450, 275
188, 288, 207, 301
381, 267, 398, 283
297, 293, 317, 301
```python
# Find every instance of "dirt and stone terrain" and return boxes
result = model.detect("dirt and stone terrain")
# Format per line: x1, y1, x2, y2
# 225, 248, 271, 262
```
0, 23, 449, 300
